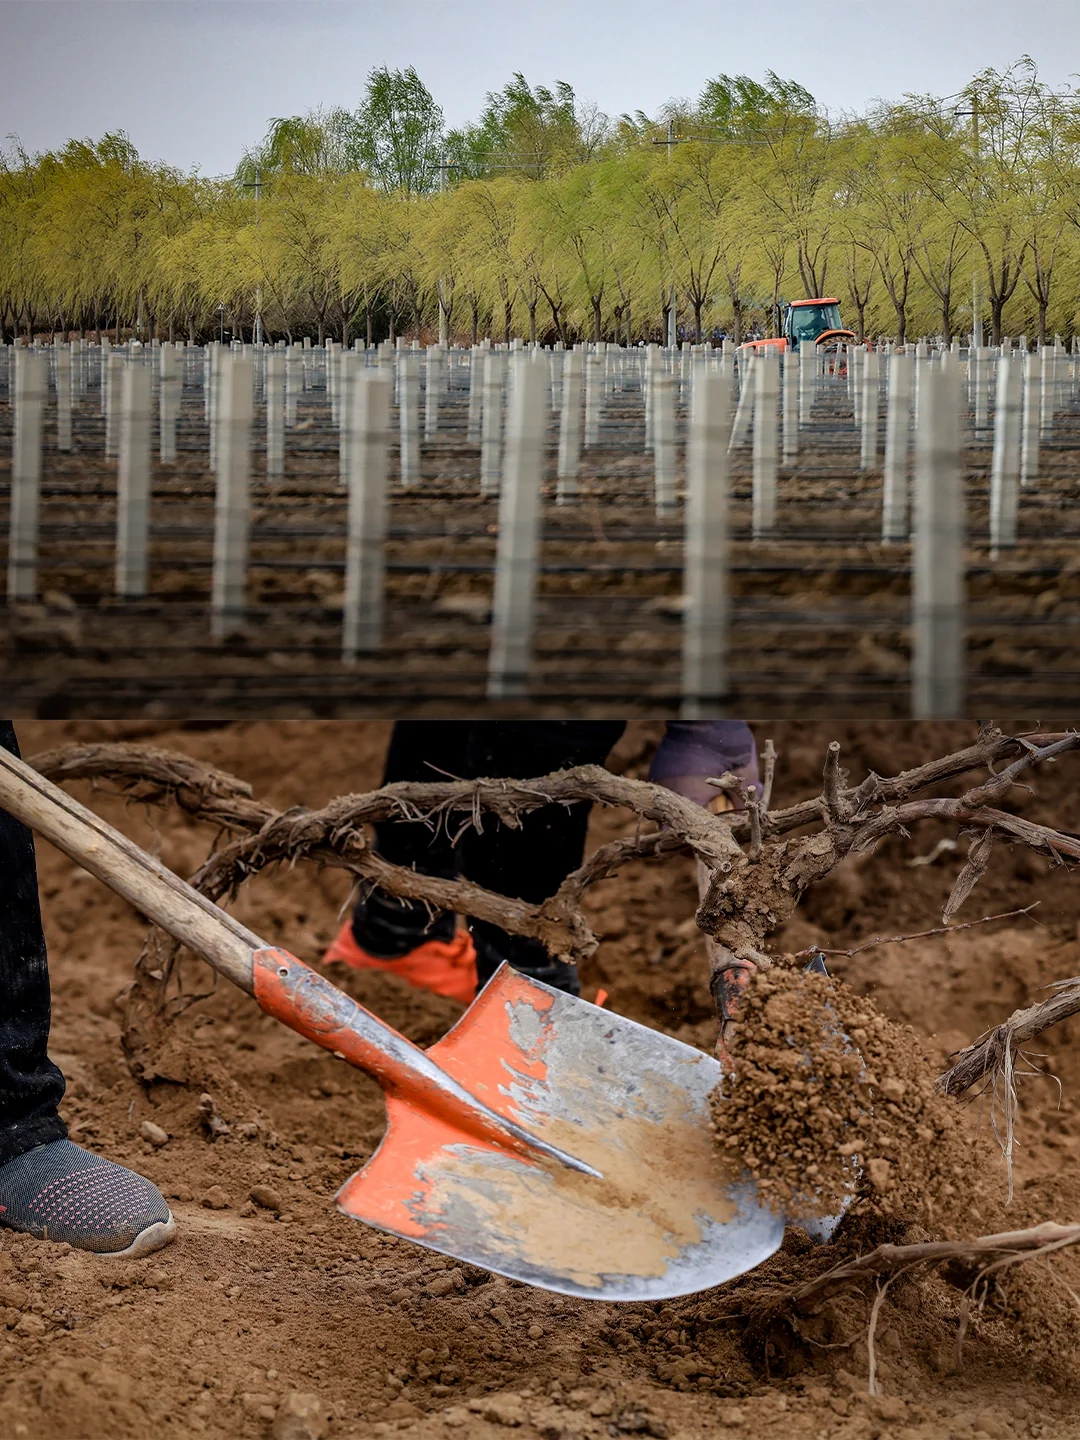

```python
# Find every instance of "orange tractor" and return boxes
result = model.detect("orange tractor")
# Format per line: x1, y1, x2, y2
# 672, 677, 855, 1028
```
740, 298, 856, 354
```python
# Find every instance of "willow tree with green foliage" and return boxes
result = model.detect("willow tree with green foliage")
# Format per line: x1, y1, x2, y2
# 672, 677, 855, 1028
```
7, 61, 1080, 346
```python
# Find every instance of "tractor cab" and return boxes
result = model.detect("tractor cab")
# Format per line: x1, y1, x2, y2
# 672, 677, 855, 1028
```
739, 298, 856, 354
783, 298, 855, 350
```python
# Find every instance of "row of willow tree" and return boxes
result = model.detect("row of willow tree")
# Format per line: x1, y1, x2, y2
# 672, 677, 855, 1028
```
3, 58, 1080, 348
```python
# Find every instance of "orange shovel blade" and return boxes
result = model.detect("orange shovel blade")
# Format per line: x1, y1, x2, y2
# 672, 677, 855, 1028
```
336, 965, 784, 1300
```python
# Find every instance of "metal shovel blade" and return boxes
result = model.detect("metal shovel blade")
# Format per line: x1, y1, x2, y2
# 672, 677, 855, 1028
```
336, 965, 784, 1300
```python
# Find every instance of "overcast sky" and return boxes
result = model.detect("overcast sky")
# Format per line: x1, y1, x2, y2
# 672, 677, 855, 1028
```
2, 0, 1078, 176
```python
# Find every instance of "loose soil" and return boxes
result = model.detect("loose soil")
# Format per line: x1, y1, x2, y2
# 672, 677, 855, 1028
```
709, 964, 989, 1234
1, 719, 1078, 1440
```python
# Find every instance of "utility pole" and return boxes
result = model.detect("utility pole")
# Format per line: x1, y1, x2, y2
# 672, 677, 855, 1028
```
971, 97, 981, 349
438, 150, 448, 348
666, 120, 677, 351
954, 95, 983, 349
254, 167, 264, 347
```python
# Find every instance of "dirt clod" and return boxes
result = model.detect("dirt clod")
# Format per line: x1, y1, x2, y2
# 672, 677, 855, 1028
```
468, 1393, 526, 1426
200, 1187, 230, 1210
271, 1392, 327, 1440
249, 1184, 283, 1211
710, 964, 988, 1231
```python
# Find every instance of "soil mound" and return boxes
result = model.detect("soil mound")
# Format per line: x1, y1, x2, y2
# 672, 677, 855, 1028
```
711, 964, 997, 1235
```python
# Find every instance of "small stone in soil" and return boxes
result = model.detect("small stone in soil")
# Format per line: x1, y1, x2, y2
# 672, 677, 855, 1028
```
250, 1185, 283, 1211
201, 1187, 230, 1210
140, 1121, 169, 1147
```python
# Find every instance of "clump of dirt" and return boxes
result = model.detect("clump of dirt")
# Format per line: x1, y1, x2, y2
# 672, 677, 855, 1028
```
710, 963, 998, 1236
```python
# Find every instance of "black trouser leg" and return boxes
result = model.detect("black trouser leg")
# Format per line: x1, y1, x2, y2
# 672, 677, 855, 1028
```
350, 722, 471, 956
461, 721, 626, 990
350, 721, 625, 991
0, 723, 66, 1167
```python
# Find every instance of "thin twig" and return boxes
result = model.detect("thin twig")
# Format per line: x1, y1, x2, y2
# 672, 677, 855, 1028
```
30, 731, 1079, 1040
759, 739, 777, 813
747, 798, 763, 861
822, 741, 846, 821
792, 905, 1039, 962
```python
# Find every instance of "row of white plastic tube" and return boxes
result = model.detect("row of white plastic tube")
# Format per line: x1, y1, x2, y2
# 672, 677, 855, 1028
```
5, 339, 1075, 716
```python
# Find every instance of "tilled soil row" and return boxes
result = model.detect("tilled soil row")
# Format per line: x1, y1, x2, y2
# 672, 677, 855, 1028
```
3, 386, 1080, 714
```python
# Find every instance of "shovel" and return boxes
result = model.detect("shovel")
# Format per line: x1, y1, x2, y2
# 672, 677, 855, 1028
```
0, 747, 784, 1300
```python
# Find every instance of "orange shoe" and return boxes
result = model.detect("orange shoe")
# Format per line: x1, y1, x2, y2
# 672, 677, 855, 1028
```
323, 920, 478, 1005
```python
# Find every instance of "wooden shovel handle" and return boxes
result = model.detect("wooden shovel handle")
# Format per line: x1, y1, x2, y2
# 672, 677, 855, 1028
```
0, 745, 261, 993
0, 746, 606, 1177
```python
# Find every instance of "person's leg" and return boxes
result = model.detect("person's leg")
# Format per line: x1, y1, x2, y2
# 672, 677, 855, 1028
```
0, 722, 67, 1167
324, 723, 478, 1002
0, 722, 174, 1255
648, 721, 760, 1062
349, 721, 470, 955
461, 721, 627, 992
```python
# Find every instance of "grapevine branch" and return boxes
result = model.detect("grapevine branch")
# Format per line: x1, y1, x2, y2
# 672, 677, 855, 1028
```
782, 1222, 1080, 1395
786, 1221, 1080, 1305
29, 727, 1080, 1038
937, 978, 1080, 1098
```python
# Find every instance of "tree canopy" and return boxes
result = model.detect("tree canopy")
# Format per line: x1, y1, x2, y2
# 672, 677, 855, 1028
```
5, 59, 1080, 347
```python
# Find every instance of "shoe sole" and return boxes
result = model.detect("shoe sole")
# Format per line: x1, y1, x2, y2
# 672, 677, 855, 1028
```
104, 1210, 177, 1258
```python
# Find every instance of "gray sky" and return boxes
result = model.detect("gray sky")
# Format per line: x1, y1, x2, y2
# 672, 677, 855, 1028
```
2, 0, 1078, 175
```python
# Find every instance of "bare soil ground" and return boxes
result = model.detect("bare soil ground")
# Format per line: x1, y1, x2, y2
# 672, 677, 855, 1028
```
1, 719, 1078, 1440
3, 383, 1080, 716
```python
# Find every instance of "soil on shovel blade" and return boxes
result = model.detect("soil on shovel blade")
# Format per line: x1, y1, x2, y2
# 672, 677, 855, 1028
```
1, 720, 1078, 1439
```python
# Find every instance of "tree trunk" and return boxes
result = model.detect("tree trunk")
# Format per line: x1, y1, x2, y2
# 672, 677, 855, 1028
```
528, 302, 537, 344
990, 299, 1004, 346
592, 296, 602, 344
471, 298, 479, 347
693, 299, 703, 343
